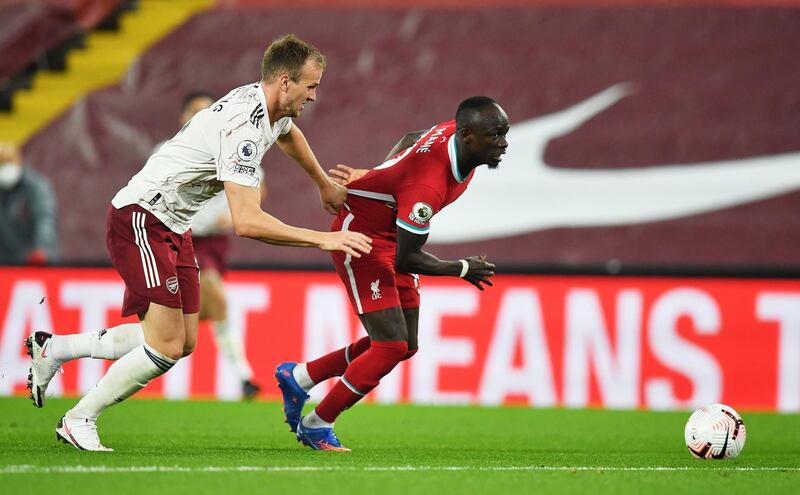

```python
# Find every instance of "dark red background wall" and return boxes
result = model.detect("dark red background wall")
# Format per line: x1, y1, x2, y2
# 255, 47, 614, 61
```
21, 3, 800, 269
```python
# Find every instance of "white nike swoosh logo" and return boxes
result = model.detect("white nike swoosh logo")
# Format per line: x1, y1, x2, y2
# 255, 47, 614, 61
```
429, 83, 800, 244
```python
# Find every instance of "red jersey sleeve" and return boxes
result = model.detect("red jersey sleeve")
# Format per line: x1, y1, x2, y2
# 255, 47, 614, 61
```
395, 184, 444, 235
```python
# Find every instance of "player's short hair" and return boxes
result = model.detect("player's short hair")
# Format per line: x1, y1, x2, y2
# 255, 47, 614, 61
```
261, 34, 326, 82
455, 96, 499, 129
181, 91, 215, 112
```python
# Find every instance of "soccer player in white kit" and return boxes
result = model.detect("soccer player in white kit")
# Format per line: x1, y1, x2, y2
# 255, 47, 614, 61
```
25, 34, 371, 451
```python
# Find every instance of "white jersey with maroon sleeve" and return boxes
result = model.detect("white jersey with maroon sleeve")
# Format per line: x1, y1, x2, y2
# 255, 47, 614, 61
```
111, 82, 292, 234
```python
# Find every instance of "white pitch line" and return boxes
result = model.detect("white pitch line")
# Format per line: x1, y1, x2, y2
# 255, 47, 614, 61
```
1, 465, 799, 474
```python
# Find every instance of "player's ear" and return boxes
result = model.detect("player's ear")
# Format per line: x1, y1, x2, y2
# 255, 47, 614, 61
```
279, 74, 290, 92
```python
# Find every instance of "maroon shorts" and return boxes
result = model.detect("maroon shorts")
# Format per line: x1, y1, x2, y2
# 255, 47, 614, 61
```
192, 234, 230, 275
106, 204, 200, 317
330, 212, 420, 315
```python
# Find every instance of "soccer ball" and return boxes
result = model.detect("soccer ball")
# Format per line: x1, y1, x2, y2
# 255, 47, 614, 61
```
684, 403, 746, 459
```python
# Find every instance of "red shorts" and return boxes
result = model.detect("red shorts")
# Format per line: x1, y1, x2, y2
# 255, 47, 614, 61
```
106, 204, 200, 317
330, 212, 420, 315
192, 234, 230, 275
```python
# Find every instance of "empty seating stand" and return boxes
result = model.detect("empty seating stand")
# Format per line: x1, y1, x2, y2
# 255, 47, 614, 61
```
0, 0, 126, 110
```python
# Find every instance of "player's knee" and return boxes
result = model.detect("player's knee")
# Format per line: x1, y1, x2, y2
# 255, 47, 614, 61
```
181, 341, 196, 357
381, 340, 408, 362
143, 330, 185, 360
152, 335, 186, 361
401, 348, 418, 361
207, 290, 226, 314
158, 343, 184, 361
181, 331, 197, 357
209, 306, 227, 322
203, 306, 226, 324
394, 340, 408, 363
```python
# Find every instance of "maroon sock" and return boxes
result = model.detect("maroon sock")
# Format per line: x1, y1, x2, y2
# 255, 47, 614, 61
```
306, 336, 371, 384
315, 340, 408, 423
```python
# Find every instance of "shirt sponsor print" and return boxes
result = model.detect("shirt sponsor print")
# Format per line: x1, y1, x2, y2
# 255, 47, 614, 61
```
232, 164, 256, 176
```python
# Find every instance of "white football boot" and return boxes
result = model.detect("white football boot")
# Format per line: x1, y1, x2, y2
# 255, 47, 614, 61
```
25, 331, 63, 407
56, 410, 113, 452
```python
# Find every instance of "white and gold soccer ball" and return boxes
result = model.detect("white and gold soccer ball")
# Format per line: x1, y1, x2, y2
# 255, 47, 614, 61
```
684, 403, 747, 459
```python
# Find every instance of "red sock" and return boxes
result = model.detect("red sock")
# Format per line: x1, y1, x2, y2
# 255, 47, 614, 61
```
307, 336, 371, 384
315, 340, 408, 423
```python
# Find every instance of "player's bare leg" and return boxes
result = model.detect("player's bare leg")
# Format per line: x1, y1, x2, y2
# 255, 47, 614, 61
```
297, 307, 408, 451
139, 303, 189, 359
401, 307, 419, 360
201, 269, 259, 399
56, 303, 192, 451
181, 311, 199, 357
198, 269, 225, 321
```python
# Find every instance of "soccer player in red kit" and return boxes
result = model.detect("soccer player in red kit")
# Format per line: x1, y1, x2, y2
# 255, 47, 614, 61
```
276, 96, 508, 451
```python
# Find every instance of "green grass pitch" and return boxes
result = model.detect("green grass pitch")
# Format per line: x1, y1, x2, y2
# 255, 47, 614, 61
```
1, 397, 798, 494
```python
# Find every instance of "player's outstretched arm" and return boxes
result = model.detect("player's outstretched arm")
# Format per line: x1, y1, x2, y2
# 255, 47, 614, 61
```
395, 228, 495, 290
276, 123, 346, 215
224, 181, 371, 257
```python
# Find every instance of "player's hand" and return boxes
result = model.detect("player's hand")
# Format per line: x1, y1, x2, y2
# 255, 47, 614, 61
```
319, 180, 347, 215
319, 231, 372, 258
328, 164, 369, 186
462, 255, 495, 290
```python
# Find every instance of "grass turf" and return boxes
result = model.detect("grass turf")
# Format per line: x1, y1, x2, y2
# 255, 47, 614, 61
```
0, 397, 798, 494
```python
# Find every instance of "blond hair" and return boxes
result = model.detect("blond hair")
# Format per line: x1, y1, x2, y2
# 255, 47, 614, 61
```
261, 34, 326, 82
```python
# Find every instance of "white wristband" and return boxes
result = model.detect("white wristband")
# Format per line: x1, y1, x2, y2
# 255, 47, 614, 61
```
458, 259, 469, 278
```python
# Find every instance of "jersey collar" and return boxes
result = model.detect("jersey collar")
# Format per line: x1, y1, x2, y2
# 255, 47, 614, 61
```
448, 135, 466, 183
257, 83, 276, 138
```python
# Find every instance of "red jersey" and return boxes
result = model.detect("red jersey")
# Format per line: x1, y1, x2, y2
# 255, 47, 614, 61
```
344, 120, 473, 249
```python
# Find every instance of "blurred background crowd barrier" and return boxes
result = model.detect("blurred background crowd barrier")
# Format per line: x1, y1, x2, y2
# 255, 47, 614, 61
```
2, 267, 798, 411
